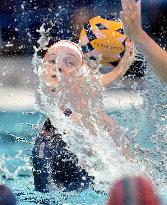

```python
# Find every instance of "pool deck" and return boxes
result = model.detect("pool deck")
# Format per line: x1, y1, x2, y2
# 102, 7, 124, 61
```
0, 87, 144, 112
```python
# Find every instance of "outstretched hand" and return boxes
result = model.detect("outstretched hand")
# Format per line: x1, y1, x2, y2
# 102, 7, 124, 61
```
120, 0, 142, 42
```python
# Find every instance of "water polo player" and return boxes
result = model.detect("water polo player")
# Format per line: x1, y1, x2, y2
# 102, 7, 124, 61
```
32, 40, 135, 193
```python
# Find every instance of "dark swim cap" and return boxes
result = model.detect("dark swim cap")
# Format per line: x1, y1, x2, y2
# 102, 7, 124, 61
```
0, 185, 16, 205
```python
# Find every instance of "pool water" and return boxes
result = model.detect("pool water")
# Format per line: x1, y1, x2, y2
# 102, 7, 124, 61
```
0, 110, 167, 205
0, 111, 107, 205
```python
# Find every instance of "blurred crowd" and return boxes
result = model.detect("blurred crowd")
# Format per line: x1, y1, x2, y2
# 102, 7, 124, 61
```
0, 0, 119, 55
0, 0, 167, 55
0, 0, 166, 78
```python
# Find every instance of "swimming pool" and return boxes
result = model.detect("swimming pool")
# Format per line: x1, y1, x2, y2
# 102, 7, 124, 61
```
0, 111, 107, 205
0, 105, 167, 205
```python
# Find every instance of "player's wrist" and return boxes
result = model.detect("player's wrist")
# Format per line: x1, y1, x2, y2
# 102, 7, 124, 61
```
116, 65, 127, 76
133, 29, 146, 44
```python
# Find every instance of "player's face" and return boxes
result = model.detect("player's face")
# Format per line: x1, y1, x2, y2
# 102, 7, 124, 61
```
42, 46, 81, 87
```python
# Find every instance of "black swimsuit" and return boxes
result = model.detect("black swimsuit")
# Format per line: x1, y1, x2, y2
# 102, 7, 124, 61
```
32, 118, 94, 193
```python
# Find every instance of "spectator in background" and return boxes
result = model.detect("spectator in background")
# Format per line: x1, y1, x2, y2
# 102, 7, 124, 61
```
70, 7, 94, 42
107, 176, 162, 205
48, 6, 94, 44
0, 184, 16, 205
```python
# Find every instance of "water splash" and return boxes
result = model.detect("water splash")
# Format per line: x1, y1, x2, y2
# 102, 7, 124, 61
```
33, 29, 142, 192
118, 50, 167, 187
0, 151, 31, 180
1, 20, 167, 204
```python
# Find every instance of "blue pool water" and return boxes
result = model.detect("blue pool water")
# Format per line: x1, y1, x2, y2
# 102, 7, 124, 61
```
0, 110, 167, 205
0, 111, 107, 205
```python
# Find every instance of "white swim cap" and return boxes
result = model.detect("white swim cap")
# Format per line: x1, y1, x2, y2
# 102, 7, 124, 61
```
50, 40, 85, 65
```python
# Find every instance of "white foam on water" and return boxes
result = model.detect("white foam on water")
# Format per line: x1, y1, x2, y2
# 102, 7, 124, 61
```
126, 50, 167, 187
33, 31, 142, 192
0, 151, 32, 180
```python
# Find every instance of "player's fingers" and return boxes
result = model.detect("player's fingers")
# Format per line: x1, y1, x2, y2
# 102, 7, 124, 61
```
125, 38, 131, 51
122, 0, 134, 12
124, 39, 134, 59
120, 11, 134, 36
120, 11, 125, 24
137, 0, 141, 14
121, 0, 125, 10
129, 0, 138, 11
120, 11, 129, 26
129, 41, 135, 59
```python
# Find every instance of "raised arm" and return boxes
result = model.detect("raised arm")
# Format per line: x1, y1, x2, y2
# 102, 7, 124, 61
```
120, 0, 167, 83
100, 39, 135, 87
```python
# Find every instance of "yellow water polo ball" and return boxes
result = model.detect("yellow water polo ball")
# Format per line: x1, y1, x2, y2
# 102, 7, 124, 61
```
79, 16, 127, 69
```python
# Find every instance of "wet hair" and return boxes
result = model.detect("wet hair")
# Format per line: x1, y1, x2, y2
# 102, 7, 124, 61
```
36, 40, 56, 60
107, 176, 162, 205
0, 185, 16, 205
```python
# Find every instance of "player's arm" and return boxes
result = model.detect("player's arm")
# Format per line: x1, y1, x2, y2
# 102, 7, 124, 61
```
100, 39, 134, 87
121, 0, 167, 83
96, 108, 133, 161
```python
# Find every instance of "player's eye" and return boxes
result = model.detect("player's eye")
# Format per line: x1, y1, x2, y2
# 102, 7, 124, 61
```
49, 59, 56, 64
66, 58, 74, 66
